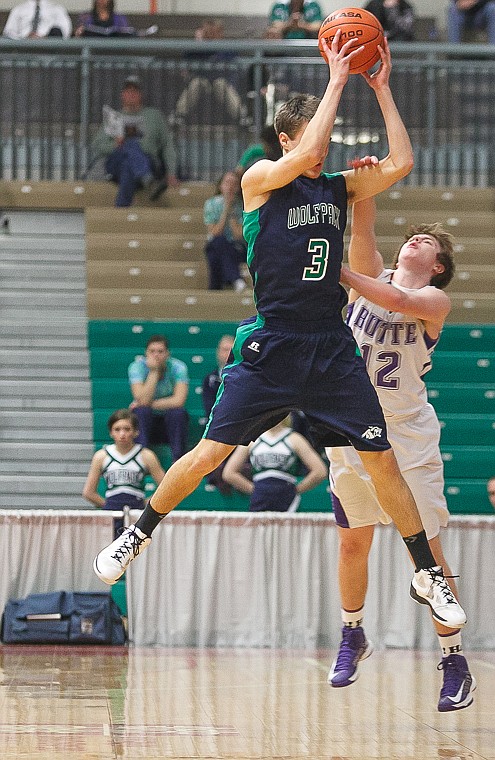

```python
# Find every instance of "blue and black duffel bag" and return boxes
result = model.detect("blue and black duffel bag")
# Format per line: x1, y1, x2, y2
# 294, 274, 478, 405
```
1, 590, 126, 644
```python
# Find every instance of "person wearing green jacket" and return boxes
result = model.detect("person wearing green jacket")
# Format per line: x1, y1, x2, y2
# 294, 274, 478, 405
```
89, 75, 179, 206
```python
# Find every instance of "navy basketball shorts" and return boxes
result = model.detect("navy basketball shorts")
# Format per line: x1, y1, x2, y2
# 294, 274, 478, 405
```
204, 315, 390, 451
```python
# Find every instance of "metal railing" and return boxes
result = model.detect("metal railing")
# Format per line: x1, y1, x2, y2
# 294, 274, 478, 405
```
0, 37, 493, 185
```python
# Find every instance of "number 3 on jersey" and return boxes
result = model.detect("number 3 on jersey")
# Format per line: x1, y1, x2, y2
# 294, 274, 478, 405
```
302, 238, 329, 281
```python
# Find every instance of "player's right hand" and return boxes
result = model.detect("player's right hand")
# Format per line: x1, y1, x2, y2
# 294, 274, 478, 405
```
320, 31, 365, 87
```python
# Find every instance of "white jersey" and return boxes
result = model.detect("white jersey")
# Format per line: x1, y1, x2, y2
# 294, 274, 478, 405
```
101, 443, 147, 501
250, 429, 298, 484
347, 269, 439, 418
327, 269, 449, 539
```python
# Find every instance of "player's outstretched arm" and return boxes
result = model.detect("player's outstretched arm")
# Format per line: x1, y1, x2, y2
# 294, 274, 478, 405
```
242, 32, 363, 211
348, 196, 384, 279
344, 39, 414, 203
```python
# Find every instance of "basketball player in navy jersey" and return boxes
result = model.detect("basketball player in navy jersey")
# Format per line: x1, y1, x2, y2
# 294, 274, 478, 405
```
93, 33, 466, 632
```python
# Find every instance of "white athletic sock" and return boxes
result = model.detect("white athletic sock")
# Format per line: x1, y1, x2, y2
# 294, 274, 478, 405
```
439, 630, 463, 657
341, 606, 364, 628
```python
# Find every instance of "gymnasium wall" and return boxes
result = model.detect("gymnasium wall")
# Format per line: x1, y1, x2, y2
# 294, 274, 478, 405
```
0, 1, 452, 36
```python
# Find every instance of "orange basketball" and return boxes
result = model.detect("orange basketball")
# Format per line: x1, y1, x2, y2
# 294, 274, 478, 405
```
318, 7, 384, 75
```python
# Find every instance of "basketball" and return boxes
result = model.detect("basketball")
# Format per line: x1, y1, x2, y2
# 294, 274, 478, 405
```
318, 8, 384, 75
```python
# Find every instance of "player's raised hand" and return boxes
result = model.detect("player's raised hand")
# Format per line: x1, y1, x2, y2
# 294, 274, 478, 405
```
320, 31, 365, 87
361, 37, 391, 90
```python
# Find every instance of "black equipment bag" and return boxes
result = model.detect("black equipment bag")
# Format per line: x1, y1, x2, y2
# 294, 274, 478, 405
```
1, 590, 126, 645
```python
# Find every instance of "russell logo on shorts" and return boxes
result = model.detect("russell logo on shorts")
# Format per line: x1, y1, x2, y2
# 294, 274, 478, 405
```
247, 341, 261, 353
361, 425, 383, 440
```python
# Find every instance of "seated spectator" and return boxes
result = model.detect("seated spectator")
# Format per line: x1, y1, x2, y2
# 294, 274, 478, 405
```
128, 335, 189, 463
265, 0, 323, 39
82, 408, 165, 536
174, 19, 244, 126
3, 0, 72, 38
74, 0, 135, 37
364, 0, 416, 41
87, 75, 179, 207
203, 171, 247, 292
202, 334, 236, 494
223, 417, 327, 512
487, 477, 495, 511
447, 0, 495, 44
235, 125, 282, 178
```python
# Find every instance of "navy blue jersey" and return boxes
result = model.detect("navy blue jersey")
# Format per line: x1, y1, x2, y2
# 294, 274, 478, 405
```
243, 172, 348, 324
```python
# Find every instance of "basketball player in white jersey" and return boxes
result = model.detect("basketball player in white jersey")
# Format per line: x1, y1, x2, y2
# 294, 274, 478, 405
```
326, 190, 475, 712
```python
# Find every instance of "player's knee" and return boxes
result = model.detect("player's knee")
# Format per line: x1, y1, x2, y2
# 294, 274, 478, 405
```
339, 530, 370, 560
188, 440, 229, 477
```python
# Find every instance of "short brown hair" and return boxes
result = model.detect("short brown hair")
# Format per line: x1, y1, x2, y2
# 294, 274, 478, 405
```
107, 408, 139, 432
274, 94, 321, 139
146, 334, 169, 350
393, 223, 455, 290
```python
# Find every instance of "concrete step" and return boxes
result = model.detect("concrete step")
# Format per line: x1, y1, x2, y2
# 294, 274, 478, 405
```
0, 428, 93, 443
0, 263, 86, 281
2, 397, 91, 411
0, 380, 90, 400
0, 459, 91, 475
4, 210, 84, 236
0, 366, 90, 380
1, 308, 87, 320
0, 474, 86, 494
0, 278, 85, 291
0, 349, 89, 369
0, 442, 94, 461
1, 320, 87, 339
1, 292, 86, 312
0, 336, 87, 349
0, 410, 92, 430
0, 494, 90, 508
0, 239, 84, 255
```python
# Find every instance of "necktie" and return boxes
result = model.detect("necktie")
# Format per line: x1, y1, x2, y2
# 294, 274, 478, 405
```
31, 0, 41, 34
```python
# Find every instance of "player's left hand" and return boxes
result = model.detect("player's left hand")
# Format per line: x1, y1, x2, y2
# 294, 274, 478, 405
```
361, 37, 391, 90
348, 155, 379, 170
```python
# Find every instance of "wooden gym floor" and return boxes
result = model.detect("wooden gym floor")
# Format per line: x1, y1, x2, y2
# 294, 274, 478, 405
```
0, 645, 493, 759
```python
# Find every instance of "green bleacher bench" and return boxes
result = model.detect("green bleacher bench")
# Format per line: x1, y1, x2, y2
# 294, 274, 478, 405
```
428, 352, 495, 384
440, 446, 494, 479
438, 413, 495, 446
426, 384, 495, 414
444, 480, 493, 515
91, 378, 204, 410
90, 347, 218, 380
88, 320, 239, 349
437, 324, 495, 352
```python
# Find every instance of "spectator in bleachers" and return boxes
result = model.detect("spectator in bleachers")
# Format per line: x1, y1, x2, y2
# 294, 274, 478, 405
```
487, 477, 495, 511
3, 0, 72, 38
447, 0, 495, 44
87, 75, 179, 206
235, 125, 283, 178
265, 0, 323, 39
128, 334, 189, 463
174, 18, 245, 125
223, 416, 327, 512
74, 0, 135, 37
82, 408, 165, 536
364, 0, 416, 41
203, 171, 247, 292
202, 334, 236, 494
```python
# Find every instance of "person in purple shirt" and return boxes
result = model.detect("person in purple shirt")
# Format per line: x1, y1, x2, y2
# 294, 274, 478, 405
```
74, 0, 135, 37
